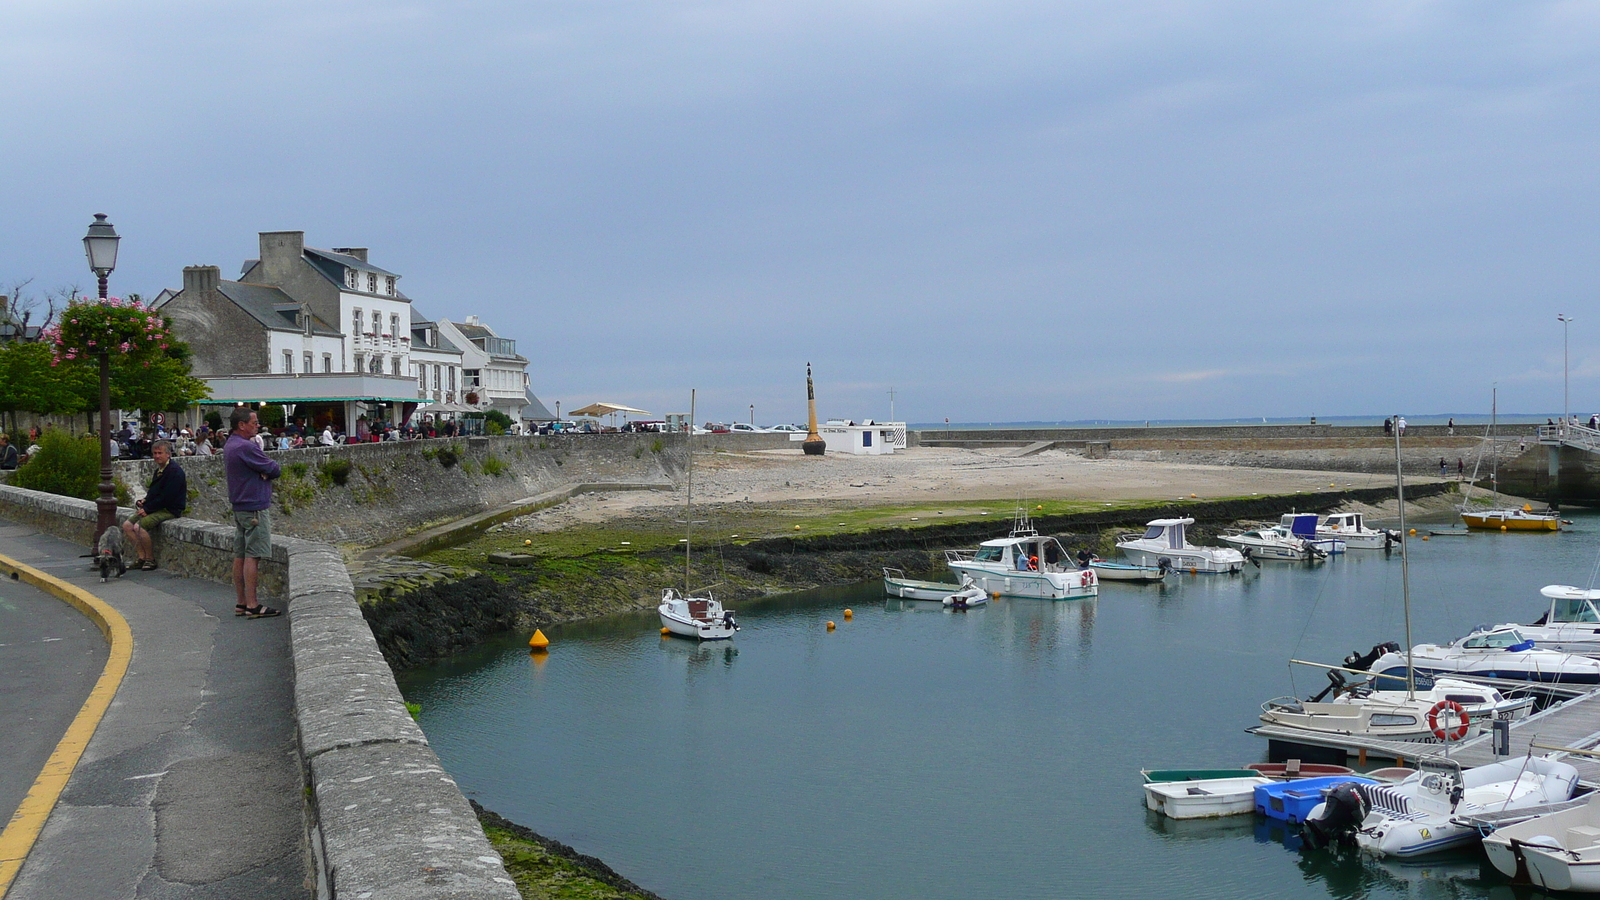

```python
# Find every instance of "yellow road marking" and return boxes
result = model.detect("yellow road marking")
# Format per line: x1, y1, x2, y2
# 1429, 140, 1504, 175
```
0, 552, 131, 898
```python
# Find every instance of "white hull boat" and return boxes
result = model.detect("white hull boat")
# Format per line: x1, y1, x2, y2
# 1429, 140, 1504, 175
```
1305, 756, 1581, 857
941, 578, 988, 609
1279, 513, 1346, 554
1221, 528, 1326, 562
945, 511, 1096, 600
1369, 626, 1600, 688
882, 567, 964, 600
1144, 775, 1273, 819
659, 589, 739, 640
1258, 696, 1483, 744
1333, 678, 1534, 723
1088, 559, 1167, 583
1511, 585, 1600, 655
1317, 512, 1398, 550
1484, 792, 1600, 892
1313, 756, 1582, 858
1116, 518, 1245, 574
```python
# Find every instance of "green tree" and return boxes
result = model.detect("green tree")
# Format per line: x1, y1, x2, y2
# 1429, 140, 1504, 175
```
44, 298, 210, 417
0, 341, 93, 417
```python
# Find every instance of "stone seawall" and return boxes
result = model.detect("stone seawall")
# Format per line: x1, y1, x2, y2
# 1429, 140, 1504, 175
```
0, 483, 520, 900
117, 433, 687, 547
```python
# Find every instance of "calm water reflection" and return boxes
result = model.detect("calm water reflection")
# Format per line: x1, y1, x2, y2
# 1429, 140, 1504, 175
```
400, 512, 1600, 900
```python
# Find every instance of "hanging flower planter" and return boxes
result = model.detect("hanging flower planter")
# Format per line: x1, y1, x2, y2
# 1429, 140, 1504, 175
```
43, 296, 173, 367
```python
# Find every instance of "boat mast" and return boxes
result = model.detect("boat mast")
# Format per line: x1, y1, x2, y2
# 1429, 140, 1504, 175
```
685, 389, 695, 594
1490, 386, 1500, 503
1394, 413, 1415, 698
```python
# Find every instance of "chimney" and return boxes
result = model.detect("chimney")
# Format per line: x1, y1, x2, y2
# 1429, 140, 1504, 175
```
465, 315, 480, 326
257, 231, 305, 282
332, 247, 369, 262
182, 265, 221, 295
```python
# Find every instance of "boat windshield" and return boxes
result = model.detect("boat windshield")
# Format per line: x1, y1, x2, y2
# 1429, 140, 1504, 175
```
1552, 597, 1600, 623
974, 545, 1004, 562
1462, 630, 1525, 649
1141, 525, 1164, 540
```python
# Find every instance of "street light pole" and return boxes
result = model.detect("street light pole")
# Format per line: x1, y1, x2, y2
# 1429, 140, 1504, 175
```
1559, 314, 1574, 429
749, 404, 754, 426
83, 214, 121, 540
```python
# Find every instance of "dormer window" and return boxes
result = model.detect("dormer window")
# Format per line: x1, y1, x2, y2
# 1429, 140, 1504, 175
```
302, 305, 313, 336
385, 276, 396, 296
346, 268, 358, 289
367, 272, 377, 293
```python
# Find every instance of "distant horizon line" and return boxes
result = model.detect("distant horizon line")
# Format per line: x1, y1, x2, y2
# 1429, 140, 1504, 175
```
905, 413, 1572, 429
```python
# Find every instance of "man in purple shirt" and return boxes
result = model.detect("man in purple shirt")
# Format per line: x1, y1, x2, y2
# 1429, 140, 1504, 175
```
224, 408, 282, 618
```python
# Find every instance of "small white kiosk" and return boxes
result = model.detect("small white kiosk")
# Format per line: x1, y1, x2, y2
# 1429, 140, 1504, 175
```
791, 420, 907, 455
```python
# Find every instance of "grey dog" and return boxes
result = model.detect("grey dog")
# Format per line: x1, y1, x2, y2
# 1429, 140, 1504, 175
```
96, 524, 128, 583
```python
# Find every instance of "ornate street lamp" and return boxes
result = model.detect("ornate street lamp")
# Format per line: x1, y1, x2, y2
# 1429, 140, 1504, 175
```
83, 214, 121, 538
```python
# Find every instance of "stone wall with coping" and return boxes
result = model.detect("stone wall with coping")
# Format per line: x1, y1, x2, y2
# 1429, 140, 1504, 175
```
0, 483, 519, 900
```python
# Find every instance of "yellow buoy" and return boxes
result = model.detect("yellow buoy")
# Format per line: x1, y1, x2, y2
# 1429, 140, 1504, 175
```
795, 525, 802, 530
528, 629, 550, 651
826, 621, 836, 630
1409, 529, 1416, 536
1502, 525, 1508, 532
661, 627, 670, 636
524, 539, 532, 546
1329, 483, 1336, 488
1036, 505, 1043, 510
1421, 535, 1429, 541
1190, 493, 1197, 498
843, 608, 853, 618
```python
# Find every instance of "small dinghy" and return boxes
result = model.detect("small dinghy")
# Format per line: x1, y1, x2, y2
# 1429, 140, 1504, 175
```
1483, 792, 1600, 892
1302, 755, 1581, 857
1246, 761, 1354, 780
1087, 557, 1169, 583
941, 577, 988, 609
1144, 774, 1273, 819
882, 567, 963, 600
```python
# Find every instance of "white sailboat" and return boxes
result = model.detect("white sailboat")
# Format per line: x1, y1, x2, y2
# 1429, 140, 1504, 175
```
659, 389, 739, 641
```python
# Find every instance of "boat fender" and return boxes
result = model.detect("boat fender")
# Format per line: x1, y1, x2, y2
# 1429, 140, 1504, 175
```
1427, 700, 1470, 741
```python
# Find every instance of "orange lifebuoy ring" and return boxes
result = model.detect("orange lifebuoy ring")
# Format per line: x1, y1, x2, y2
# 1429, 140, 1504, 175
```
1028, 556, 1038, 571
1427, 699, 1470, 741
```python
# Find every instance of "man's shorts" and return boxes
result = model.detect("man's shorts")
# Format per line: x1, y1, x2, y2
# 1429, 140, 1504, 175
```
232, 509, 272, 560
134, 509, 175, 531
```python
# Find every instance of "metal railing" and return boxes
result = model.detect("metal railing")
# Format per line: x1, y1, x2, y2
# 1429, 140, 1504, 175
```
1538, 422, 1600, 455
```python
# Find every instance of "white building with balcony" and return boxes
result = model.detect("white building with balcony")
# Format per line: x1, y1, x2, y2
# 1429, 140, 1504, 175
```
436, 316, 531, 420
408, 308, 465, 404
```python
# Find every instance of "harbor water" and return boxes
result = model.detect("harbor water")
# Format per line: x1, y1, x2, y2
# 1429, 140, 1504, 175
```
399, 512, 1600, 900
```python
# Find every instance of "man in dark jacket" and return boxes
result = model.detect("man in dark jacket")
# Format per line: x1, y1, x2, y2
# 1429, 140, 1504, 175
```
122, 440, 186, 570
0, 434, 17, 470
225, 408, 281, 618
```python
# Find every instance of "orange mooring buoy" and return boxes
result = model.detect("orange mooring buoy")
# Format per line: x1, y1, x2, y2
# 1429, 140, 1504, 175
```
528, 629, 550, 652
826, 621, 836, 630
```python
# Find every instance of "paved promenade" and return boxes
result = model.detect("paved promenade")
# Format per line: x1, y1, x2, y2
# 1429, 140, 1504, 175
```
0, 517, 310, 899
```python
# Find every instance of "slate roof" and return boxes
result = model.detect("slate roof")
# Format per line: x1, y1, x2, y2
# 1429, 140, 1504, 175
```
408, 307, 464, 354
216, 282, 342, 336
305, 247, 399, 278
523, 390, 555, 421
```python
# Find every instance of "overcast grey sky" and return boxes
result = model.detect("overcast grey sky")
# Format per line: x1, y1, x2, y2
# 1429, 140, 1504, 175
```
4, 1, 1599, 424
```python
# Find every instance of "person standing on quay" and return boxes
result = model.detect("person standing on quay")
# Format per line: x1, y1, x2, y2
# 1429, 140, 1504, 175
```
224, 408, 281, 619
1397, 416, 1407, 436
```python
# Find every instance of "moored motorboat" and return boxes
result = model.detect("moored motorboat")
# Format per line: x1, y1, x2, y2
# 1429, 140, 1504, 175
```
1303, 756, 1581, 858
1278, 513, 1345, 554
1483, 792, 1600, 891
659, 589, 739, 640
1087, 558, 1168, 583
1368, 626, 1600, 688
1462, 505, 1562, 531
1511, 585, 1600, 655
1220, 527, 1327, 562
1116, 518, 1245, 574
1316, 512, 1398, 550
1258, 695, 1483, 744
1144, 775, 1273, 819
882, 566, 963, 600
945, 510, 1096, 599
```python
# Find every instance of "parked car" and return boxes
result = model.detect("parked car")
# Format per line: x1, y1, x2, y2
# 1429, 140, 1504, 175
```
767, 424, 804, 432
728, 423, 765, 433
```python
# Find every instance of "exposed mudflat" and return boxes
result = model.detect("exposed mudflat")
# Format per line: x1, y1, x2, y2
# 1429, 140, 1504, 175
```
507, 446, 1450, 533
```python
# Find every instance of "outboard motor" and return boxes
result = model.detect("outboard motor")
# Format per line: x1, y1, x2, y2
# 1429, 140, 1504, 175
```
1157, 557, 1173, 574
1344, 642, 1401, 673
1302, 782, 1368, 851
1308, 668, 1350, 703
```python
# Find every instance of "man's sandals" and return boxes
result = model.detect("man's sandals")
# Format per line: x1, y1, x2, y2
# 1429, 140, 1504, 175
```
234, 603, 281, 619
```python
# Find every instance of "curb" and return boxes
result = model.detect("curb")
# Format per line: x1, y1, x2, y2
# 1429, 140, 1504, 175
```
0, 552, 132, 898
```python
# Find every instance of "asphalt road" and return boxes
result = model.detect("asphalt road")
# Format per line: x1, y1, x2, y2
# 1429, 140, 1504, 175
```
0, 567, 107, 830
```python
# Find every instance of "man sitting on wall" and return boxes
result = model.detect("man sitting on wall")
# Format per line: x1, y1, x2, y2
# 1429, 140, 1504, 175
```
122, 439, 187, 570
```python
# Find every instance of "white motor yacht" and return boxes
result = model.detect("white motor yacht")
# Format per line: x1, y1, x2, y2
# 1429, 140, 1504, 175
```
1331, 677, 1534, 723
944, 511, 1096, 600
1510, 585, 1600, 655
1278, 513, 1345, 554
659, 589, 739, 640
1258, 696, 1482, 744
1317, 512, 1399, 550
1116, 518, 1245, 574
1368, 626, 1600, 688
